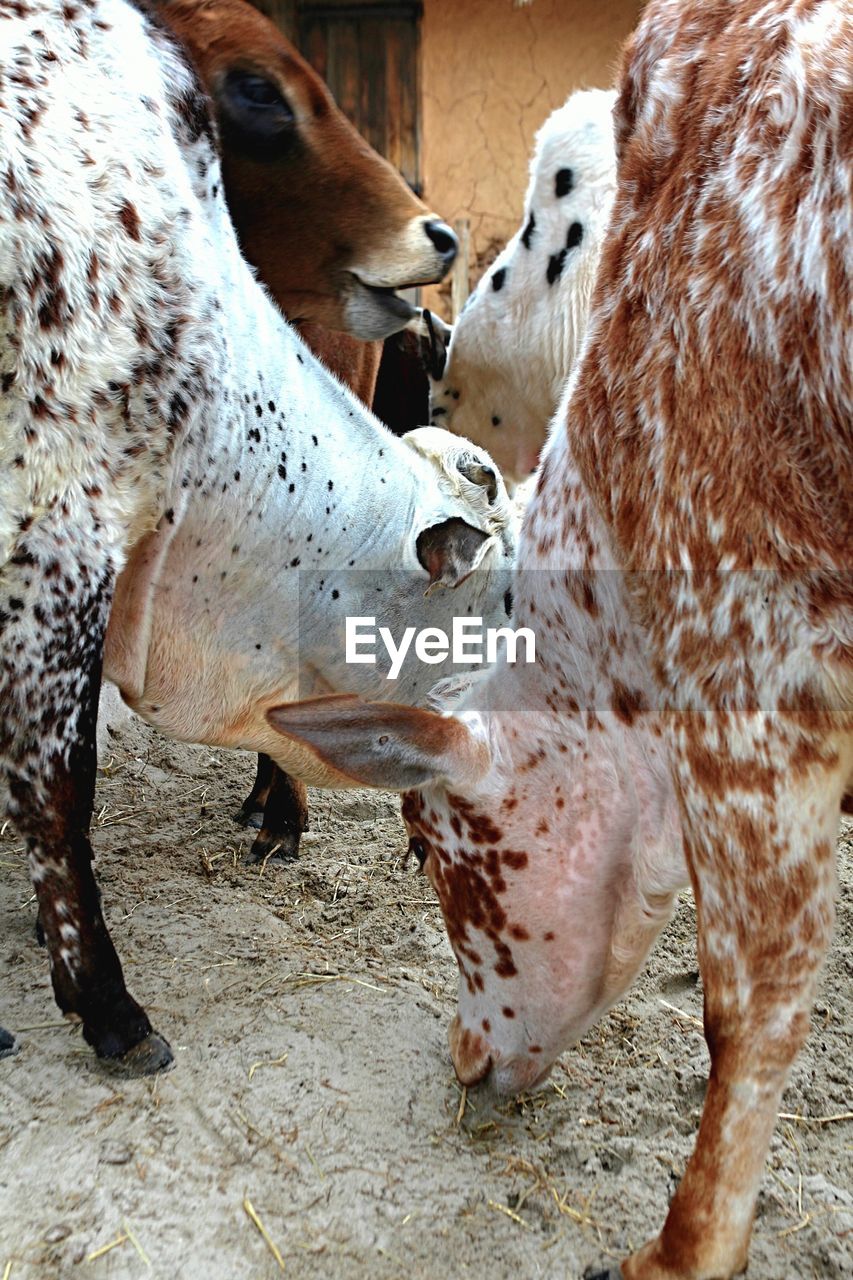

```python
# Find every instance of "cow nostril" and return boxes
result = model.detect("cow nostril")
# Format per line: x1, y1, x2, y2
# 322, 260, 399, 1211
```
424, 219, 458, 263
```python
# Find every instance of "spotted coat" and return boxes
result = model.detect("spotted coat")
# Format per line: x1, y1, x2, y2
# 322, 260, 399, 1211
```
0, 0, 515, 1069
100, 0, 460, 855
429, 88, 618, 486
267, 4, 853, 1277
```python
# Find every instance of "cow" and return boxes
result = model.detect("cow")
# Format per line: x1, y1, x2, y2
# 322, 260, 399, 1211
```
0, 0, 516, 1070
159, 0, 456, 343
95, 0, 461, 858
266, 2, 853, 1276
158, 0, 453, 419
428, 88, 617, 489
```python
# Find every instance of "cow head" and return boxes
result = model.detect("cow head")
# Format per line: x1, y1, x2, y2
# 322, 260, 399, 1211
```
264, 438, 686, 1093
159, 0, 457, 339
265, 679, 682, 1094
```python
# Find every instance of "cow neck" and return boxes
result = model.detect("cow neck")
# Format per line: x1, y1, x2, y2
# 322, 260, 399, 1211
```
166, 261, 425, 573
492, 430, 654, 723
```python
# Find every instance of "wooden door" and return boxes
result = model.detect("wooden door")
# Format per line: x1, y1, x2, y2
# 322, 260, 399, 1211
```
252, 0, 298, 40
297, 1, 423, 195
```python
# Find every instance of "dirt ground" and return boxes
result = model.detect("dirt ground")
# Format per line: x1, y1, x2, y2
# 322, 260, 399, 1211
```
1, 715, 851, 1280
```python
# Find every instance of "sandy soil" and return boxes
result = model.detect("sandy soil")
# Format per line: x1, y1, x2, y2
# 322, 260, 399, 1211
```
1, 715, 851, 1280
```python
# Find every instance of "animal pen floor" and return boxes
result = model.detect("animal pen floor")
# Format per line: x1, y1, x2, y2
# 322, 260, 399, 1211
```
1, 717, 851, 1280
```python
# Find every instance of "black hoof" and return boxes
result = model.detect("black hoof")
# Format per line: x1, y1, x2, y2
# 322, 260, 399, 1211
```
583, 1268, 623, 1280
103, 1032, 174, 1076
0, 1026, 18, 1058
244, 827, 301, 865
234, 801, 264, 830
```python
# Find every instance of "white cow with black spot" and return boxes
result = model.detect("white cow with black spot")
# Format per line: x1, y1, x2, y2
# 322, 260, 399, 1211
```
428, 89, 617, 488
0, 0, 516, 1072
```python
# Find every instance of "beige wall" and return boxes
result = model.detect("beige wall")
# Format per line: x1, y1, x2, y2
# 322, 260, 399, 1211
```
421, 0, 644, 314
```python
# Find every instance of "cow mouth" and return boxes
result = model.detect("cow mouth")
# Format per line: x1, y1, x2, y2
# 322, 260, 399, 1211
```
345, 273, 418, 340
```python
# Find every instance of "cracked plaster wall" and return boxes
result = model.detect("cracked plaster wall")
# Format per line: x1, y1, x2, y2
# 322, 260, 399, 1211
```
421, 0, 644, 315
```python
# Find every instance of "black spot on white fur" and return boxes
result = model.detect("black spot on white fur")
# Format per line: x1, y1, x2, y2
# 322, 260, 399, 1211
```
566, 221, 584, 250
491, 267, 506, 292
546, 222, 584, 286
521, 212, 536, 249
547, 251, 566, 286
555, 168, 574, 198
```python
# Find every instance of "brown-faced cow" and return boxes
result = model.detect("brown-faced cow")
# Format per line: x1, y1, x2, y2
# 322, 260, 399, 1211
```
159, 0, 450, 423
160, 0, 456, 342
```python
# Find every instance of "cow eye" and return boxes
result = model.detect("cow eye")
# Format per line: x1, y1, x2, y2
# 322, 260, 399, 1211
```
408, 837, 428, 870
231, 72, 291, 113
218, 71, 295, 147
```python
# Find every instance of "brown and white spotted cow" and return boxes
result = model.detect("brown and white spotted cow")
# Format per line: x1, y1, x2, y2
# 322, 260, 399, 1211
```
0, 0, 515, 1069
268, 2, 853, 1276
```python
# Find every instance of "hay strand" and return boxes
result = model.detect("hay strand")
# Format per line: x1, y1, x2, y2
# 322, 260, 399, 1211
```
14, 1020, 73, 1032
778, 1110, 853, 1126
122, 1219, 151, 1268
243, 1198, 285, 1271
657, 998, 703, 1028
281, 971, 385, 994
304, 1146, 325, 1182
248, 1052, 289, 1082
86, 1234, 128, 1262
487, 1199, 530, 1229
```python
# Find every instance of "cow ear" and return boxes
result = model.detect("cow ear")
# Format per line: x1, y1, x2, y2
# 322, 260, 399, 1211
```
416, 517, 491, 589
266, 695, 489, 790
454, 454, 499, 504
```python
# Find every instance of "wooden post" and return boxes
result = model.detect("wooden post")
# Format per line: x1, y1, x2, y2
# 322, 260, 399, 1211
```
451, 217, 471, 321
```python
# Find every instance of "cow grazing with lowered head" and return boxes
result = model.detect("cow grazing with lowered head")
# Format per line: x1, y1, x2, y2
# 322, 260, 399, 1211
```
428, 88, 617, 488
0, 0, 515, 1070
268, 2, 853, 1276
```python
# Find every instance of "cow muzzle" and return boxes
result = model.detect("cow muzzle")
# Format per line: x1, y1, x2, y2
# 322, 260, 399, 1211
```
354, 214, 456, 286
343, 274, 418, 340
449, 1015, 554, 1096
422, 219, 458, 272
345, 216, 459, 338
449, 1014, 493, 1087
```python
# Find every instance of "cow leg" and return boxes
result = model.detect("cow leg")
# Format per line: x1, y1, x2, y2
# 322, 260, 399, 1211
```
616, 722, 847, 1280
236, 755, 309, 861
234, 753, 275, 830
35, 878, 102, 948
1, 547, 172, 1074
245, 766, 309, 864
